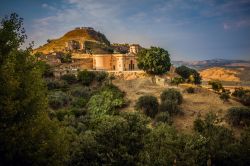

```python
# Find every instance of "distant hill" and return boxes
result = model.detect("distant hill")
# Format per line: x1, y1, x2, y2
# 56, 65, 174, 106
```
33, 27, 112, 54
172, 59, 250, 70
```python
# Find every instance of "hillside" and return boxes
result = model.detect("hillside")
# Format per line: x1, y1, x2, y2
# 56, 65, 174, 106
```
33, 27, 112, 54
200, 67, 240, 82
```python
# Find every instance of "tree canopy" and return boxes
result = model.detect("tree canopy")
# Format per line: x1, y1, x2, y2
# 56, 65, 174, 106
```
137, 46, 171, 75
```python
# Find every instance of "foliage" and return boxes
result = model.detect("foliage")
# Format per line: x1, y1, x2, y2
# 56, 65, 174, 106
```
70, 113, 150, 165
61, 73, 77, 84
220, 90, 230, 102
171, 77, 184, 86
49, 91, 71, 109
192, 112, 244, 166
95, 71, 108, 82
137, 47, 171, 75
208, 80, 224, 92
59, 52, 72, 63
0, 13, 69, 165
46, 79, 69, 91
186, 87, 195, 93
87, 85, 125, 115
232, 88, 250, 106
135, 95, 159, 118
71, 87, 92, 98
175, 65, 202, 85
232, 87, 249, 98
37, 61, 54, 77
158, 100, 181, 115
155, 112, 172, 125
227, 107, 250, 126
71, 97, 88, 108
77, 70, 95, 86
160, 88, 183, 105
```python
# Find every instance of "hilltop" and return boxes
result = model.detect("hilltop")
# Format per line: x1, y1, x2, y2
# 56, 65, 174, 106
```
33, 27, 112, 54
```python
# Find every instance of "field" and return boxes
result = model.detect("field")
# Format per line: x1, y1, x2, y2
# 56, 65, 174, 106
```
113, 78, 244, 134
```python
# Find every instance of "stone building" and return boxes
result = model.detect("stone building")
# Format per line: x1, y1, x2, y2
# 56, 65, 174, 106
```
93, 44, 141, 71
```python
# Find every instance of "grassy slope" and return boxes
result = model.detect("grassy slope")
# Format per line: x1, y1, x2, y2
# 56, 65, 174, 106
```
34, 28, 111, 54
113, 78, 243, 135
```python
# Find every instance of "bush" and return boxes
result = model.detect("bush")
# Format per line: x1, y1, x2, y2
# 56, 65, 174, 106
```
208, 80, 223, 92
48, 91, 71, 109
232, 87, 249, 98
155, 112, 172, 125
175, 65, 202, 85
71, 87, 92, 98
95, 71, 108, 82
61, 74, 77, 84
193, 118, 205, 133
160, 88, 183, 104
78, 70, 95, 86
47, 80, 69, 91
227, 107, 250, 126
71, 97, 88, 108
135, 95, 159, 118
220, 91, 230, 102
158, 100, 181, 115
171, 77, 184, 86
186, 87, 195, 93
241, 93, 250, 106
87, 85, 125, 115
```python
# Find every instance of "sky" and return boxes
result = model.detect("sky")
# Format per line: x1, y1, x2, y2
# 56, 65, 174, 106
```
1, 0, 250, 61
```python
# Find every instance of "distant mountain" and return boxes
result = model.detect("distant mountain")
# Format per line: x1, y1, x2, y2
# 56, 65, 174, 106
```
33, 27, 112, 54
172, 59, 250, 70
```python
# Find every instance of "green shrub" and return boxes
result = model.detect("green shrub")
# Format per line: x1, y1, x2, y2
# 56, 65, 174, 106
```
135, 95, 159, 118
193, 118, 205, 133
48, 91, 71, 109
71, 87, 92, 98
158, 100, 181, 115
232, 87, 249, 98
47, 80, 69, 91
160, 88, 183, 104
95, 71, 108, 82
155, 112, 172, 125
87, 85, 125, 115
208, 80, 224, 92
171, 77, 184, 86
71, 97, 88, 108
232, 88, 250, 106
220, 91, 230, 102
100, 84, 124, 99
175, 65, 202, 84
241, 93, 250, 106
227, 107, 250, 126
186, 87, 195, 93
78, 70, 95, 86
61, 74, 77, 84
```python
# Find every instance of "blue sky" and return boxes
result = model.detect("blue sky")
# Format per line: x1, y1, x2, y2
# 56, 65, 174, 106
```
1, 0, 250, 60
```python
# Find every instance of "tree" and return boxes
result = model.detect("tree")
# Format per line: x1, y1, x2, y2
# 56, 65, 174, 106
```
77, 69, 95, 86
171, 77, 184, 86
135, 95, 159, 118
175, 65, 202, 85
137, 47, 171, 83
60, 52, 72, 63
160, 88, 183, 105
0, 13, 69, 165
220, 90, 230, 103
208, 80, 224, 92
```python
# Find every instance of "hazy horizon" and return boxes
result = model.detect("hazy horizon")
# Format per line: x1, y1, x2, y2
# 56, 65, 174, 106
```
1, 0, 250, 61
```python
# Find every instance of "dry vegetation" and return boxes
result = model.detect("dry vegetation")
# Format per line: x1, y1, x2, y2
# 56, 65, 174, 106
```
200, 67, 240, 82
113, 78, 243, 134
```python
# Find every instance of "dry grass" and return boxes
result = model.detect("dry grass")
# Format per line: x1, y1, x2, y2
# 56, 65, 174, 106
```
113, 78, 244, 134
